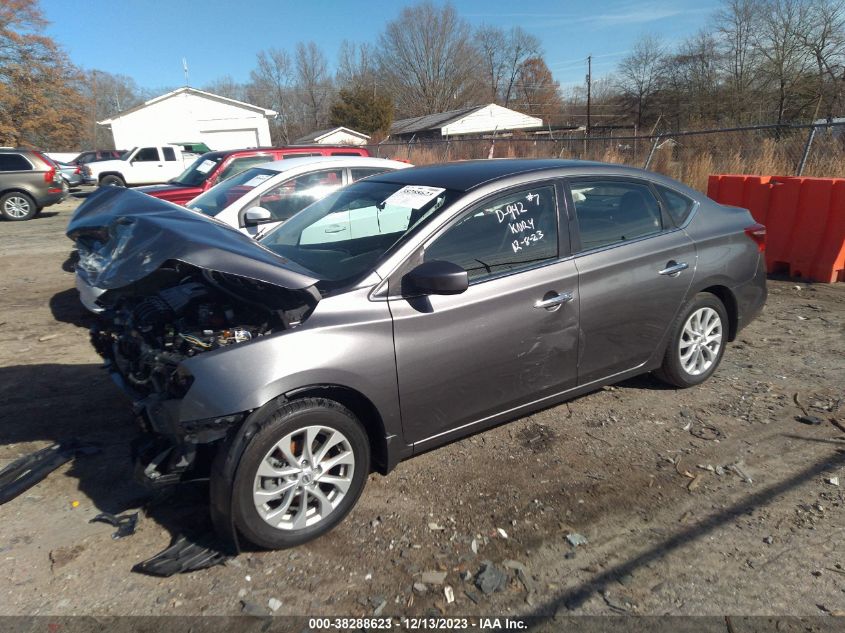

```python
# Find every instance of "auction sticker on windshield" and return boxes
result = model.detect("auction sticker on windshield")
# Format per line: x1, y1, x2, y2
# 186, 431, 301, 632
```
243, 174, 273, 187
196, 159, 216, 174
383, 185, 445, 209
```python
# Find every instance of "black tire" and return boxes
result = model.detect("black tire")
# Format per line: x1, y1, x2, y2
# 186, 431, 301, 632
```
100, 174, 125, 187
230, 398, 370, 549
0, 191, 37, 221
655, 292, 729, 388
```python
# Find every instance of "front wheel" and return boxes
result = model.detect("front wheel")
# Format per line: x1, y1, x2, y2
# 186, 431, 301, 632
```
655, 293, 728, 388
0, 192, 37, 221
229, 398, 370, 549
100, 175, 125, 187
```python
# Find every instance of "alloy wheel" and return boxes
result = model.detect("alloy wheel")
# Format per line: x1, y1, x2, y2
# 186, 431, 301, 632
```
4, 196, 31, 218
253, 425, 355, 530
678, 307, 722, 376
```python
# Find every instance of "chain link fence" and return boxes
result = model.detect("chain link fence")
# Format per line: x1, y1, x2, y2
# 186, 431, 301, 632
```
368, 121, 845, 192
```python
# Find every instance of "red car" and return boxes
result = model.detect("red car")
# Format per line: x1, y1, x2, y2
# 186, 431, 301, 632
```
136, 146, 371, 205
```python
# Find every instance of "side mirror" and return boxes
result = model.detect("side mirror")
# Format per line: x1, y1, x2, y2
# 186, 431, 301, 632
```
244, 207, 273, 227
402, 260, 468, 296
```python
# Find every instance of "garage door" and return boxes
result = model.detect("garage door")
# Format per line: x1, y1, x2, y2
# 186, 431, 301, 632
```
200, 128, 260, 151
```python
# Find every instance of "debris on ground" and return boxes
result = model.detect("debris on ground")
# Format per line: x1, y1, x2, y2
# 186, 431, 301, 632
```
412, 582, 427, 594
496, 527, 508, 539
420, 570, 447, 585
444, 586, 455, 604
372, 599, 387, 616
268, 598, 282, 612
729, 462, 754, 484
0, 440, 99, 505
89, 512, 139, 539
690, 423, 725, 440
798, 415, 824, 425
566, 533, 589, 547
427, 522, 445, 531
825, 476, 840, 486
475, 561, 509, 595
132, 535, 229, 577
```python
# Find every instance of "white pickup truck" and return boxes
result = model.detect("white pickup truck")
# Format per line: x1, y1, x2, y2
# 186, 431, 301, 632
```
87, 145, 192, 187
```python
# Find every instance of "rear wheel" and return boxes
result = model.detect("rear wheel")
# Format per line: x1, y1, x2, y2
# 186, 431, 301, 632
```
229, 398, 370, 549
656, 293, 728, 388
0, 192, 37, 221
100, 175, 125, 187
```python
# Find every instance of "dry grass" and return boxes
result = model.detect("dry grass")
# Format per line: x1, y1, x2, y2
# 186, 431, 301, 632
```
374, 131, 845, 192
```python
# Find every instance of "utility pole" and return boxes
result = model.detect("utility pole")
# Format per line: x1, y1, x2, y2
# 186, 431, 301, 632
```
586, 55, 592, 137
91, 70, 97, 147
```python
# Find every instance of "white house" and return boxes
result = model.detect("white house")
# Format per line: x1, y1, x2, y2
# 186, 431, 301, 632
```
295, 126, 370, 146
389, 104, 543, 140
99, 87, 277, 151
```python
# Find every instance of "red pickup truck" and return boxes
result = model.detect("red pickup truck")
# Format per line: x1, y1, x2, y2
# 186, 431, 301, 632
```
136, 145, 371, 205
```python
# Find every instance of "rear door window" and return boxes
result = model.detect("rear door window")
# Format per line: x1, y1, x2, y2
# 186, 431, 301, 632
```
218, 154, 274, 181
569, 180, 663, 251
0, 154, 32, 171
655, 185, 695, 226
350, 167, 389, 182
162, 147, 177, 161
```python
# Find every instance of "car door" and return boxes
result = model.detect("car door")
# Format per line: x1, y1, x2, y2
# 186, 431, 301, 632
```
566, 177, 696, 385
130, 147, 163, 183
387, 182, 579, 447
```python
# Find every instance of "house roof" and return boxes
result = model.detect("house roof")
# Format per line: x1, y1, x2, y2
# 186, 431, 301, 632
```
389, 105, 483, 136
294, 126, 371, 143
98, 87, 277, 125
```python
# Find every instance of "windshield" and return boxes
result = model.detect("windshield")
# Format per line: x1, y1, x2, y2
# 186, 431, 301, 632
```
259, 180, 459, 288
188, 167, 277, 216
171, 154, 225, 187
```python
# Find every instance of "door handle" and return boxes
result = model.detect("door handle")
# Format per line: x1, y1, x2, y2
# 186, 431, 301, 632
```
534, 292, 573, 310
658, 261, 688, 276
324, 225, 346, 233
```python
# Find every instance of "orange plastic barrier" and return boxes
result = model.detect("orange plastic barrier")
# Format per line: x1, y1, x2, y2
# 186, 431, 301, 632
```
707, 175, 845, 282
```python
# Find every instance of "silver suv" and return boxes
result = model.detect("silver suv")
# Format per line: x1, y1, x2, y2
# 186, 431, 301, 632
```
0, 149, 67, 220
68, 160, 767, 551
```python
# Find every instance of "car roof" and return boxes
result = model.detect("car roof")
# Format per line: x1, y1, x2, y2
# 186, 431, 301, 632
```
195, 145, 369, 161
366, 158, 670, 192
252, 155, 410, 173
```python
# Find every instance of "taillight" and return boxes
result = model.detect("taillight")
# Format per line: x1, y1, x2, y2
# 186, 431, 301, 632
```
33, 152, 56, 183
74, 166, 81, 174
744, 223, 766, 252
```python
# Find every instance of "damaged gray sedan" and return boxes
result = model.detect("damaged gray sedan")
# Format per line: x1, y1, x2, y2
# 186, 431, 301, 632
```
67, 160, 767, 550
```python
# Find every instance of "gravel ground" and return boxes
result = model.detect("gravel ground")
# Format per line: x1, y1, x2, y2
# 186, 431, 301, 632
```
0, 193, 844, 618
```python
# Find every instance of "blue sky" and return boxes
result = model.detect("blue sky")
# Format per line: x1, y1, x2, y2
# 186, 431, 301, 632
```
40, 0, 719, 93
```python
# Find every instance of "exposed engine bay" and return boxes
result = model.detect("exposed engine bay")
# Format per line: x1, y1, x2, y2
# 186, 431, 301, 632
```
90, 261, 315, 400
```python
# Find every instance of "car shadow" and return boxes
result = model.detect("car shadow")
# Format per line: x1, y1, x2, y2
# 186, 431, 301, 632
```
522, 439, 845, 621
33, 211, 60, 220
0, 362, 218, 565
50, 287, 93, 329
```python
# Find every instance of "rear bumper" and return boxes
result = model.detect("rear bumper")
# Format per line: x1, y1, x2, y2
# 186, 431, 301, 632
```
38, 188, 67, 208
734, 254, 768, 334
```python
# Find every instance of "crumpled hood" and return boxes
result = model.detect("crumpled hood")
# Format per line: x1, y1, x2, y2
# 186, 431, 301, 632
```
66, 187, 319, 295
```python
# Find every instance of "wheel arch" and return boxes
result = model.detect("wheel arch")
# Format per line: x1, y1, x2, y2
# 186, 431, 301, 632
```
98, 171, 125, 183
283, 384, 392, 476
698, 284, 738, 341
0, 188, 38, 202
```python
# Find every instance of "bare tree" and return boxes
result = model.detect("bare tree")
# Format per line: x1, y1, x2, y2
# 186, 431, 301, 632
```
336, 40, 377, 88
475, 25, 541, 106
377, 1, 484, 116
753, 0, 814, 125
618, 35, 665, 127
714, 0, 761, 121
295, 41, 331, 130
248, 48, 295, 143
797, 0, 845, 120
202, 75, 247, 102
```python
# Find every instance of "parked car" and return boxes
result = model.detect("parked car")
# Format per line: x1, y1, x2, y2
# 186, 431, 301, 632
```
135, 145, 373, 206
86, 145, 194, 187
186, 156, 411, 237
67, 159, 766, 549
72, 149, 125, 165
56, 161, 83, 187
0, 148, 67, 220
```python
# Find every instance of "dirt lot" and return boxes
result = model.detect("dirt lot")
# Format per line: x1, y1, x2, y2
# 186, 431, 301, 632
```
0, 194, 844, 619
